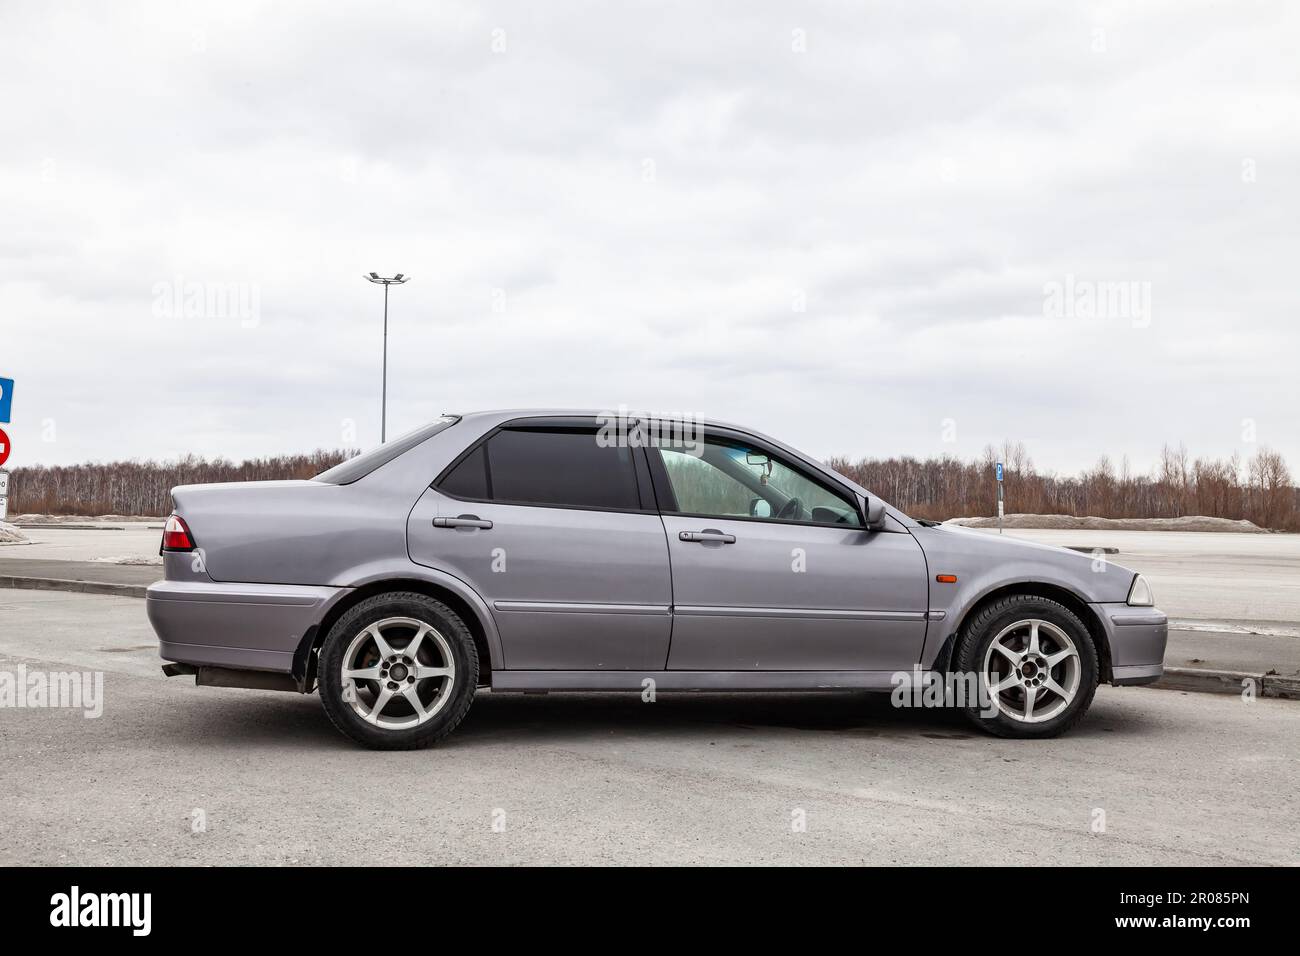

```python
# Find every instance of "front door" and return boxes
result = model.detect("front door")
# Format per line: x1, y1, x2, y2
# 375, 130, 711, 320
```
649, 431, 928, 672
407, 422, 672, 671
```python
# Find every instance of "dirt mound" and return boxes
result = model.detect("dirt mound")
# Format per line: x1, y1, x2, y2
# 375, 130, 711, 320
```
945, 514, 1267, 533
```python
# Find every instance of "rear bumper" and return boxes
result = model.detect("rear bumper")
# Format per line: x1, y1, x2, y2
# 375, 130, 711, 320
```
1091, 602, 1168, 685
147, 579, 345, 673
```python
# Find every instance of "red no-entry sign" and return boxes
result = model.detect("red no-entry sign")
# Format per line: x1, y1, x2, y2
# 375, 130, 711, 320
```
0, 427, 10, 468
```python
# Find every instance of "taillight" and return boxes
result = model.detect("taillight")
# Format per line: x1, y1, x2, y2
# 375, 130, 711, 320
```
161, 514, 196, 551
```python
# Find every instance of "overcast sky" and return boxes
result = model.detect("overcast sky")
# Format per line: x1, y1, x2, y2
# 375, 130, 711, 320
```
2, 1, 1297, 475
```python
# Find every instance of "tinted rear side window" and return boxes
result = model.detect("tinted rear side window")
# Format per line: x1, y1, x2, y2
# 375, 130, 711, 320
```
440, 427, 640, 510
438, 444, 489, 499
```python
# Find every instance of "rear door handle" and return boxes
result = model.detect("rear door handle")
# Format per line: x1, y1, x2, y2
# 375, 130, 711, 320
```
433, 515, 493, 530
679, 529, 736, 544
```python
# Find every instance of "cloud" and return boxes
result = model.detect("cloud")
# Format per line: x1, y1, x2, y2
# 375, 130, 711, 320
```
1, 0, 1296, 475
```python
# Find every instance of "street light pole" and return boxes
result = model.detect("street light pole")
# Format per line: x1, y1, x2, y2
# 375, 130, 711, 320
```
363, 272, 409, 442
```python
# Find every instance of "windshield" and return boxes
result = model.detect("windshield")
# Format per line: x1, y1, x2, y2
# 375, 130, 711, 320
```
314, 416, 459, 484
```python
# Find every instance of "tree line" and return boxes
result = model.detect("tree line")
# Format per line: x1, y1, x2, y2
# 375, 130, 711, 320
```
5, 442, 1297, 530
6, 450, 353, 518
829, 443, 1298, 530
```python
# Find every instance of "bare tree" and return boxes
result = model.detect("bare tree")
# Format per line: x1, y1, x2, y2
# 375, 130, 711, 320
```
1247, 446, 1294, 530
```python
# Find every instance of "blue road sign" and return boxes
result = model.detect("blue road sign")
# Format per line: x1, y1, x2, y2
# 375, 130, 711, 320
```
996, 461, 1004, 482
0, 377, 12, 423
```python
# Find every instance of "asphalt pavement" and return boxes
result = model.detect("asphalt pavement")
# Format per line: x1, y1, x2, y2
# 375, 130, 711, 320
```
1, 588, 1296, 866
0, 558, 158, 587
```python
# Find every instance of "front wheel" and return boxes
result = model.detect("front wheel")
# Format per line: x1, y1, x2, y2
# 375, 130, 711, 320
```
318, 592, 478, 750
954, 594, 1098, 739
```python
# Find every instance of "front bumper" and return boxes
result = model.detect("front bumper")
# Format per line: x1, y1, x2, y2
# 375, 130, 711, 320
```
1091, 602, 1168, 685
147, 579, 345, 673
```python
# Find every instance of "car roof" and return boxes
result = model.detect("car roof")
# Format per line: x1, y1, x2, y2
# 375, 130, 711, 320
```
446, 408, 752, 431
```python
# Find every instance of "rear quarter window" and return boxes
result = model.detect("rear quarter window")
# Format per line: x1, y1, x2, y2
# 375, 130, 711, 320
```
314, 416, 458, 485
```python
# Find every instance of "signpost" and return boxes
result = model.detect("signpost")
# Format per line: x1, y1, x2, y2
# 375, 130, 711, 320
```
0, 377, 12, 522
995, 460, 1004, 534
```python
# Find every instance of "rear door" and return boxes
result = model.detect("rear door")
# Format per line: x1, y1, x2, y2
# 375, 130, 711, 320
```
648, 429, 928, 672
407, 419, 672, 671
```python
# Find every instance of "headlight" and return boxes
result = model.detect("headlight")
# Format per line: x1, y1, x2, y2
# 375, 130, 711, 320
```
1127, 574, 1154, 607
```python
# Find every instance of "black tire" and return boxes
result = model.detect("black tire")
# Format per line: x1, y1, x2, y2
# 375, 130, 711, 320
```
318, 592, 478, 750
954, 594, 1099, 739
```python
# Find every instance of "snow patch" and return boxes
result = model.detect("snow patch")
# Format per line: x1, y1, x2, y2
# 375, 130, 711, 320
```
944, 514, 1266, 533
0, 522, 32, 544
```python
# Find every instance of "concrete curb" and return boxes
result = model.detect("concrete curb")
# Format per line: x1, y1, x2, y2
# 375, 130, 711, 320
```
0, 575, 148, 600
1154, 666, 1300, 700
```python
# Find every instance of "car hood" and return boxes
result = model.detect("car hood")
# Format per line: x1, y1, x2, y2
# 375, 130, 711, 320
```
909, 522, 1137, 607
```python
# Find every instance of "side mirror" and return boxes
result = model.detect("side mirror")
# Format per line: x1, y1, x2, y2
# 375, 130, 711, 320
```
749, 497, 772, 518
858, 494, 887, 530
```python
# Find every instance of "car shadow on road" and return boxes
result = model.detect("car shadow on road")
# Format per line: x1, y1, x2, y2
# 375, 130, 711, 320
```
152, 689, 958, 749
156, 687, 1154, 751
462, 690, 972, 741
456, 691, 1153, 743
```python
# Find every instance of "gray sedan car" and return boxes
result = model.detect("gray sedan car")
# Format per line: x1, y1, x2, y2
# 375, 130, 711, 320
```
148, 410, 1167, 749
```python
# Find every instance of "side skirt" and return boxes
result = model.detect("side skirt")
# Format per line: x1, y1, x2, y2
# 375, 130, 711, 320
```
490, 670, 906, 692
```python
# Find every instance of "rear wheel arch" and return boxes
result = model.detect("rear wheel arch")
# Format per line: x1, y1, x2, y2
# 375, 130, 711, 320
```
949, 582, 1112, 682
295, 578, 497, 690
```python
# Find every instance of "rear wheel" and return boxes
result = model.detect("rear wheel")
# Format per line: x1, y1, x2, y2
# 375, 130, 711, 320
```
955, 594, 1098, 738
318, 592, 478, 750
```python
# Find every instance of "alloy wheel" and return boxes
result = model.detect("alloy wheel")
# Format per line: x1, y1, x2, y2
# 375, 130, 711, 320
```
340, 616, 456, 729
981, 618, 1081, 724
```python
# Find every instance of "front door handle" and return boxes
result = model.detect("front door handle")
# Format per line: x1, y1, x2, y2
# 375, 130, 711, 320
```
679, 529, 736, 544
433, 515, 493, 530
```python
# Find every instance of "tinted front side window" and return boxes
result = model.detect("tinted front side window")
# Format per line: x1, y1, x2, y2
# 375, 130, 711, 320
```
656, 436, 861, 526
440, 428, 641, 511
659, 449, 753, 515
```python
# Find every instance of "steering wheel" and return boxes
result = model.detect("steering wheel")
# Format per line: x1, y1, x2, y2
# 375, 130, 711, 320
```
777, 497, 804, 521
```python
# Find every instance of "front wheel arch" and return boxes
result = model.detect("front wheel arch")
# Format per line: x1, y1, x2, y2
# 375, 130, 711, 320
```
954, 592, 1100, 737
945, 582, 1112, 683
